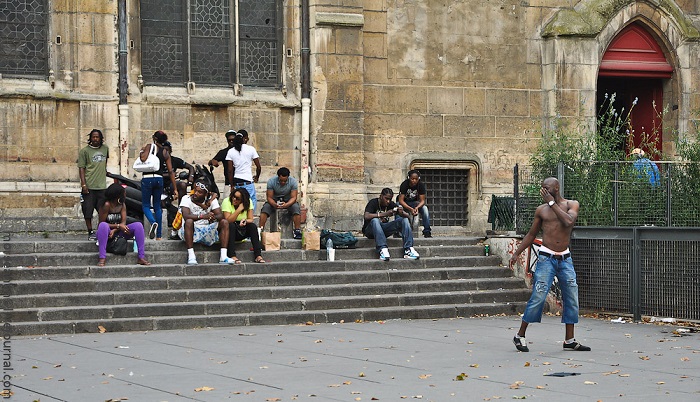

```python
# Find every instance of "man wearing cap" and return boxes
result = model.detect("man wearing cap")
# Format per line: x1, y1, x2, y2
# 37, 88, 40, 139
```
178, 179, 235, 265
209, 130, 238, 191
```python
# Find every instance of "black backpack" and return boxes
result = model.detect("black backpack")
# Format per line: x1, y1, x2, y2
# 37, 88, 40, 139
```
320, 229, 358, 249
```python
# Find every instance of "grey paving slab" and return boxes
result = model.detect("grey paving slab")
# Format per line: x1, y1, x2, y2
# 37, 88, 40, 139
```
5, 316, 700, 401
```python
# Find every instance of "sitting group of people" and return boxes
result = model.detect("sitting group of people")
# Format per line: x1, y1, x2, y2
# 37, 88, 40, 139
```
362, 170, 432, 261
80, 128, 305, 266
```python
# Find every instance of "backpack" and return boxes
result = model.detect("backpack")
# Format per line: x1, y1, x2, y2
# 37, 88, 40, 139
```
320, 229, 358, 249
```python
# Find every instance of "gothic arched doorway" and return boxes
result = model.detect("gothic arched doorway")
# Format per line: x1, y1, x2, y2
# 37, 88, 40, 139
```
597, 22, 673, 160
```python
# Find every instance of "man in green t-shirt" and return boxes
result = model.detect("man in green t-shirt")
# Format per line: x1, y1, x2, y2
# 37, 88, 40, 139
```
77, 129, 109, 240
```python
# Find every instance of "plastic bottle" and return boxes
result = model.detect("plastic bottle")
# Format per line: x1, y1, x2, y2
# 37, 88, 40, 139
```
326, 238, 335, 261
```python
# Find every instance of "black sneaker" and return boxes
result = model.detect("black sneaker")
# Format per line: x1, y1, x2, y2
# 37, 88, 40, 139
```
88, 231, 97, 241
563, 340, 591, 351
148, 223, 158, 240
423, 232, 432, 238
293, 229, 302, 239
513, 336, 529, 352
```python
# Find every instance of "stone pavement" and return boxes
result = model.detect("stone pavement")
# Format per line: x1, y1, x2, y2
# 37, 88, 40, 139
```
4, 315, 699, 401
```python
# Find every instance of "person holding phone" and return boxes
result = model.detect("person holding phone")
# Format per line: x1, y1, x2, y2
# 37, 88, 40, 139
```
362, 188, 420, 261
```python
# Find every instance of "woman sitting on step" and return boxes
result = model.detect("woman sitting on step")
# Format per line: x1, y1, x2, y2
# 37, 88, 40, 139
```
97, 183, 150, 266
221, 187, 265, 264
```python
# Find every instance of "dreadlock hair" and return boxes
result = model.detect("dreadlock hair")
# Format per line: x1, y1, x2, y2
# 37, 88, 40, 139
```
88, 129, 104, 146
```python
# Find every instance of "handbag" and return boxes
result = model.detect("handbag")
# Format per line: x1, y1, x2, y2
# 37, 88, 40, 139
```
106, 236, 128, 255
133, 144, 160, 173
172, 209, 183, 230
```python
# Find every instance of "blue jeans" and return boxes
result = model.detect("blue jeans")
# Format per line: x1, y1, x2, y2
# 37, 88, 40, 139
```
405, 200, 431, 235
363, 216, 414, 251
141, 176, 163, 238
521, 254, 580, 324
234, 182, 257, 212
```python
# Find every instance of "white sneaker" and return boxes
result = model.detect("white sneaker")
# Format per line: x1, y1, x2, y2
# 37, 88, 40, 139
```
219, 257, 235, 265
404, 247, 420, 260
148, 223, 158, 240
379, 247, 391, 261
187, 256, 198, 265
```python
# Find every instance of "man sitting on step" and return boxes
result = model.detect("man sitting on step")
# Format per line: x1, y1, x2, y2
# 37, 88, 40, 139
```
258, 167, 303, 239
362, 188, 420, 261
178, 180, 236, 265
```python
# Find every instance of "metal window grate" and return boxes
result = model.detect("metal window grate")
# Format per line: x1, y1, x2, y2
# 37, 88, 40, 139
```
571, 239, 631, 313
420, 169, 469, 226
0, 0, 48, 77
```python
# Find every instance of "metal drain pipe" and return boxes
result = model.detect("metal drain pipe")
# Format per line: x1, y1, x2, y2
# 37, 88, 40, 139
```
117, 0, 129, 175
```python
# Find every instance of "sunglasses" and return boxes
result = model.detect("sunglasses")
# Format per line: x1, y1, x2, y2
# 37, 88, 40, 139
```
194, 182, 209, 191
232, 195, 242, 200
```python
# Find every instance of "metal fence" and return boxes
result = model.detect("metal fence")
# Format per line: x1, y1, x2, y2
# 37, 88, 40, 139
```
514, 161, 700, 232
571, 227, 700, 321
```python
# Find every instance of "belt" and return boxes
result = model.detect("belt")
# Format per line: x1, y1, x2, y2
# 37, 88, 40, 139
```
539, 251, 571, 260
142, 173, 162, 177
233, 180, 252, 186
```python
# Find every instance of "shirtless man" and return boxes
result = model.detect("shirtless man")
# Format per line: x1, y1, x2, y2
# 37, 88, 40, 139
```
509, 177, 590, 352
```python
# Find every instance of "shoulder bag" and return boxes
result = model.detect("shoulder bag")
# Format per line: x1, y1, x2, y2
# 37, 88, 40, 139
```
133, 144, 160, 173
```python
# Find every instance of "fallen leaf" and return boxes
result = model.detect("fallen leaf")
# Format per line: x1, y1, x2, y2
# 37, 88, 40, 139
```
657, 381, 665, 385
359, 372, 365, 377
524, 362, 530, 367
328, 384, 341, 388
418, 374, 432, 379
640, 356, 650, 360
98, 325, 107, 333
455, 373, 467, 381
619, 374, 630, 377
195, 386, 215, 392
265, 398, 281, 401
584, 381, 597, 385
343, 381, 352, 385
681, 357, 690, 361
479, 375, 489, 379
352, 391, 362, 394
470, 364, 479, 368
542, 362, 551, 365
315, 339, 323, 343
536, 386, 545, 389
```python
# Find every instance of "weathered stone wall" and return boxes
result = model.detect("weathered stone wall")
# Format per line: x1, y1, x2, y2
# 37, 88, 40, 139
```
2, 0, 700, 234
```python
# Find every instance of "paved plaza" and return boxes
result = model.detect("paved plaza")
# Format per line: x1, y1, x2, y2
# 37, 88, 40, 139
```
4, 315, 699, 401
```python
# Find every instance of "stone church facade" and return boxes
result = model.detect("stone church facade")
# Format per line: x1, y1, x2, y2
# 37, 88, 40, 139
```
1, 0, 699, 233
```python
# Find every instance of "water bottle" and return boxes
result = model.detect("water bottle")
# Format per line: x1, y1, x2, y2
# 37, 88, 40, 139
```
326, 238, 335, 261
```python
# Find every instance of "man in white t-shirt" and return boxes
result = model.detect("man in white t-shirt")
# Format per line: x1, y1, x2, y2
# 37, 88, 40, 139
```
178, 180, 236, 265
225, 130, 261, 211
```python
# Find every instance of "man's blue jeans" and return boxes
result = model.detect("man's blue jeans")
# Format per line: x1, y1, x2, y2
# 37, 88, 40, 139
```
363, 217, 414, 251
405, 200, 431, 235
234, 182, 257, 212
141, 176, 164, 238
521, 253, 580, 324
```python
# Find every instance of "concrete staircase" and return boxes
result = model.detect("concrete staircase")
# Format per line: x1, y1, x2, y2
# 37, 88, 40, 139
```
1, 235, 529, 335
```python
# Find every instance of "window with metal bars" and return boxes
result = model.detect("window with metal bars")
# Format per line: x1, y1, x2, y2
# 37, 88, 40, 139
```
419, 169, 470, 226
140, 0, 280, 87
0, 0, 48, 77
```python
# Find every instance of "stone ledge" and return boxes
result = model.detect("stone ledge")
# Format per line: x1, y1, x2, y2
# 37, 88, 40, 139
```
316, 12, 364, 27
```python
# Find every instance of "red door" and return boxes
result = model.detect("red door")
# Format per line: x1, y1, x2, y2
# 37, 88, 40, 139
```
597, 23, 672, 159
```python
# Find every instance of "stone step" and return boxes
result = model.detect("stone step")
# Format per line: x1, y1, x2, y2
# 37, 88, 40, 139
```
1, 235, 484, 253
0, 244, 492, 267
6, 288, 531, 322
6, 266, 514, 295
7, 302, 527, 336
7, 277, 526, 309
2, 234, 527, 336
